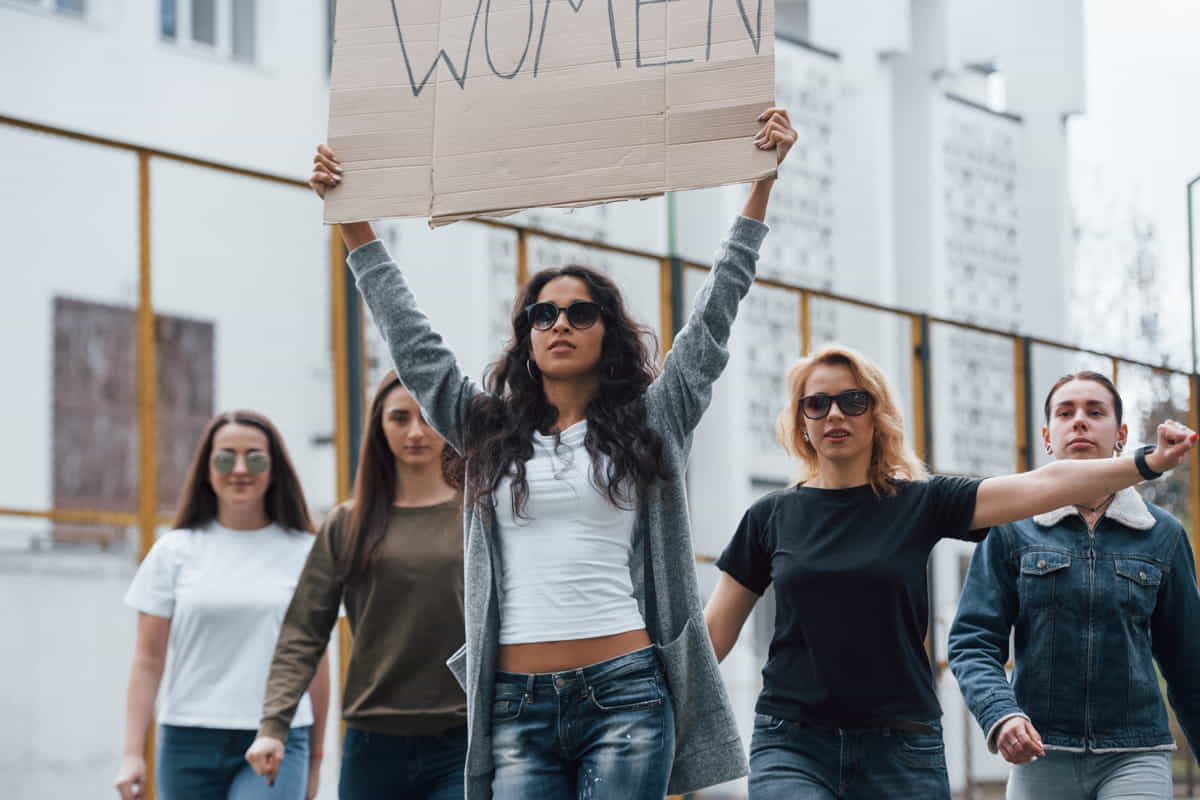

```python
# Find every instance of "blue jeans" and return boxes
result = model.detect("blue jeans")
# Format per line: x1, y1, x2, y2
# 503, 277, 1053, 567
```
1007, 750, 1173, 799
157, 724, 310, 800
748, 714, 949, 799
338, 725, 467, 800
490, 646, 675, 800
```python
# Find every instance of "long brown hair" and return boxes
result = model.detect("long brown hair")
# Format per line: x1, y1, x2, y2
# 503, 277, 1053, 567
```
172, 410, 314, 533
463, 265, 668, 518
777, 345, 927, 496
340, 371, 465, 582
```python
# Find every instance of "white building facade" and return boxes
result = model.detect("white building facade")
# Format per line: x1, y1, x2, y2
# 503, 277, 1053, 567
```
0, 1, 1085, 797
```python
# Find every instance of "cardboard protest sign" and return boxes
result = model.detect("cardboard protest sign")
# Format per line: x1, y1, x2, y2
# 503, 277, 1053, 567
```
324, 0, 776, 226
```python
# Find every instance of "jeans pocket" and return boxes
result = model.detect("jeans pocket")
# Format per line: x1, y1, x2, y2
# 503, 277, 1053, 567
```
894, 727, 946, 770
587, 672, 664, 712
492, 684, 527, 723
753, 713, 787, 733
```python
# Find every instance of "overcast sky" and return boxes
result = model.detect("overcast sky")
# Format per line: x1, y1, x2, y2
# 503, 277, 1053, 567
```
1068, 0, 1200, 370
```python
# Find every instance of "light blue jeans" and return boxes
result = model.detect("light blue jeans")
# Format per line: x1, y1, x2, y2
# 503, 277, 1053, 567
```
157, 724, 310, 800
1007, 750, 1173, 800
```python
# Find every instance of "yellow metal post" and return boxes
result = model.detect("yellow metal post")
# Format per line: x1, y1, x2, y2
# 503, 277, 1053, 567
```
329, 226, 355, 744
659, 258, 674, 357
911, 316, 929, 465
331, 229, 352, 503
1014, 338, 1029, 471
136, 150, 159, 800
516, 228, 529, 287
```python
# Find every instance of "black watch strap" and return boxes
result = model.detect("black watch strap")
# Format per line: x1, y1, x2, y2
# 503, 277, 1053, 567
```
1134, 444, 1163, 480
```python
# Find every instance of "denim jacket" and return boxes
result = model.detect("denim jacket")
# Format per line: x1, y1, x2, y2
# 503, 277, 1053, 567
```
949, 487, 1200, 756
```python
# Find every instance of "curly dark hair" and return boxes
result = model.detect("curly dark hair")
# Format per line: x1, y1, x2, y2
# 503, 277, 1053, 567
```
464, 265, 670, 517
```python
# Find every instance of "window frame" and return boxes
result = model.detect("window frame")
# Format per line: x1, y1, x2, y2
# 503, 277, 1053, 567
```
160, 0, 257, 66
2, 0, 88, 19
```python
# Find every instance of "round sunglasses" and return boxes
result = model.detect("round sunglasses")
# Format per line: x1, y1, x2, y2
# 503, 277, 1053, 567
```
211, 450, 271, 474
524, 300, 603, 331
799, 390, 871, 420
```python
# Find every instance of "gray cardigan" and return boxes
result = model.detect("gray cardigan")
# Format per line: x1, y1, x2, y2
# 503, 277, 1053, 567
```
347, 215, 768, 798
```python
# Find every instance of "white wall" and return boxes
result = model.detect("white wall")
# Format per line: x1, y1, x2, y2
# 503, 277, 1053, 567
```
0, 0, 329, 179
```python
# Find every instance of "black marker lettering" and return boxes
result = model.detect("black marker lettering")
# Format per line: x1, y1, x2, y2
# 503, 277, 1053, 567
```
706, 0, 764, 61
636, 0, 693, 68
391, 0, 485, 97
485, 0, 536, 79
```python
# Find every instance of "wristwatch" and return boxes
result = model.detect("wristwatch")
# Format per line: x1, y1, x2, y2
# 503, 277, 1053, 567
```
1134, 444, 1163, 481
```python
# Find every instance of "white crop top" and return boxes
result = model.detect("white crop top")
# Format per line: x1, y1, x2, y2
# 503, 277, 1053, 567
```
494, 420, 646, 645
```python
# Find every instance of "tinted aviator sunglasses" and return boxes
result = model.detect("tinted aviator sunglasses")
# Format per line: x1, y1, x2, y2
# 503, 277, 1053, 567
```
799, 390, 871, 420
524, 300, 603, 331
211, 450, 271, 474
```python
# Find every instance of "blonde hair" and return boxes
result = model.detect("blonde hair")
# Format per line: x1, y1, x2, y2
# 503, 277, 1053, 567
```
776, 344, 927, 496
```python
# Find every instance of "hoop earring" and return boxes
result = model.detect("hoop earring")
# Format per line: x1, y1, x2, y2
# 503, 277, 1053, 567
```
1114, 441, 1125, 453
526, 359, 538, 381
1045, 444, 1053, 455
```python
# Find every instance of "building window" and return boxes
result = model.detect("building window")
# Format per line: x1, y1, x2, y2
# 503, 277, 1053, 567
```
52, 298, 215, 547
231, 0, 255, 63
160, 0, 256, 65
161, 0, 177, 39
192, 0, 215, 45
12, 0, 86, 15
776, 0, 810, 43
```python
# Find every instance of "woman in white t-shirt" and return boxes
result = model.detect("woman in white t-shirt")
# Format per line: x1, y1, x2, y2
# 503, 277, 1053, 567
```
115, 410, 330, 800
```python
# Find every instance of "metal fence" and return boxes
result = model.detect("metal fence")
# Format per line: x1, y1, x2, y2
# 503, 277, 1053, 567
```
2, 112, 1196, 798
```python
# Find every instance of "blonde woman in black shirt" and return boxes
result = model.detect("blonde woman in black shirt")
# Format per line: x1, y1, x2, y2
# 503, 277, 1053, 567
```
246, 370, 468, 799
704, 344, 1196, 800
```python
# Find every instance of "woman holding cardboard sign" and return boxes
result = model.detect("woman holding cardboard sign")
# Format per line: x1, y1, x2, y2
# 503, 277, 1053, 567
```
307, 106, 796, 800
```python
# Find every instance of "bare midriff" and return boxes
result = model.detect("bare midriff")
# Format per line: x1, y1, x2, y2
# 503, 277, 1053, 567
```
498, 628, 653, 673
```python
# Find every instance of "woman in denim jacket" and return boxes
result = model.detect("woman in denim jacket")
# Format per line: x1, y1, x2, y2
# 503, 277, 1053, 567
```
950, 371, 1200, 799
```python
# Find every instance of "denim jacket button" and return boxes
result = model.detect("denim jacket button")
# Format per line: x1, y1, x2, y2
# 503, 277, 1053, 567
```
1037, 559, 1047, 569
1139, 570, 1147, 581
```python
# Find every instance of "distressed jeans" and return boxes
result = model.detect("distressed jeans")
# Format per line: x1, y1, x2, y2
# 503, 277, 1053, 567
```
1007, 750, 1173, 799
490, 646, 675, 800
748, 714, 950, 799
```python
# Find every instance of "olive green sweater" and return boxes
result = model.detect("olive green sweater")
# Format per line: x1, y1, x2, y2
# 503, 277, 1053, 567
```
259, 500, 466, 739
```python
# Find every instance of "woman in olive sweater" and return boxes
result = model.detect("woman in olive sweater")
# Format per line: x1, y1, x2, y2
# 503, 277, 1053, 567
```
246, 371, 468, 799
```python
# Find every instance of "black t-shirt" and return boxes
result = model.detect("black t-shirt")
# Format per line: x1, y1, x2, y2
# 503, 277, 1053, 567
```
716, 476, 985, 726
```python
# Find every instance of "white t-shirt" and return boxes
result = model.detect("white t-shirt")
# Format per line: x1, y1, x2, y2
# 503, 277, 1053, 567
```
124, 521, 315, 730
494, 420, 645, 644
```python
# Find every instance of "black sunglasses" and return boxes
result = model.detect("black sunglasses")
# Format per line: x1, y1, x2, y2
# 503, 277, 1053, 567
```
799, 390, 871, 420
524, 300, 603, 331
